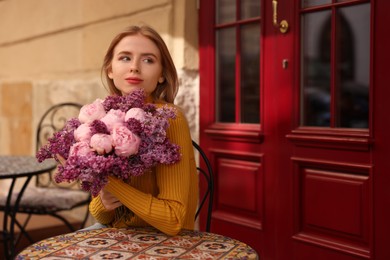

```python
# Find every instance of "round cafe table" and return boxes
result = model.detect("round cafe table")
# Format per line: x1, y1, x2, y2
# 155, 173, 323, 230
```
16, 227, 259, 259
0, 156, 57, 260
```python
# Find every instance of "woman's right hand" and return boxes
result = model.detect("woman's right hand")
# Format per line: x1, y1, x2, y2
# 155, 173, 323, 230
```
99, 189, 123, 211
56, 154, 66, 166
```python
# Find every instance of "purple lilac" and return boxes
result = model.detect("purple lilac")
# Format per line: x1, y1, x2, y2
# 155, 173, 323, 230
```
102, 95, 123, 111
55, 154, 116, 196
102, 89, 145, 112
36, 128, 77, 162
90, 120, 109, 135
65, 118, 82, 130
124, 118, 142, 135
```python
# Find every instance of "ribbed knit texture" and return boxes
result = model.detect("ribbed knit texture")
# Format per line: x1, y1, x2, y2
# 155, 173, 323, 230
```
89, 101, 198, 236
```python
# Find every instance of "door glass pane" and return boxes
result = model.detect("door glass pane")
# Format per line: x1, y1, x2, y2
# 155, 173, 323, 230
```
301, 10, 331, 126
241, 0, 261, 19
302, 0, 331, 8
216, 28, 236, 122
217, 0, 236, 24
336, 4, 370, 128
241, 24, 260, 123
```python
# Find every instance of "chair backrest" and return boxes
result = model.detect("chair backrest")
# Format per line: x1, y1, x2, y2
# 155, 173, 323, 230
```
35, 102, 82, 187
193, 140, 214, 232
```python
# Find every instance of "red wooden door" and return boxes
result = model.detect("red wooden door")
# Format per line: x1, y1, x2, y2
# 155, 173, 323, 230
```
199, 0, 390, 259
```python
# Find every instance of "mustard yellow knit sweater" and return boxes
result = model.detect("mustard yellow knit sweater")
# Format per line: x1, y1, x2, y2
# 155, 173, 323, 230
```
88, 102, 198, 236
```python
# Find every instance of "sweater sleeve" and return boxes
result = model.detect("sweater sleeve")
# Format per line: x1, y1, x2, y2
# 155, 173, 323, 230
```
89, 106, 194, 236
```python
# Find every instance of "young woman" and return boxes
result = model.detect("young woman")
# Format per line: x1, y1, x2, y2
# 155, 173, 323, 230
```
88, 25, 198, 236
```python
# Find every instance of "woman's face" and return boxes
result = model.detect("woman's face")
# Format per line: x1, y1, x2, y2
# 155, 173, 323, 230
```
108, 34, 164, 96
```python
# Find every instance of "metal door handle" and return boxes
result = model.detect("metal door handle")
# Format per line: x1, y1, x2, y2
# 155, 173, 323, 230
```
272, 0, 289, 33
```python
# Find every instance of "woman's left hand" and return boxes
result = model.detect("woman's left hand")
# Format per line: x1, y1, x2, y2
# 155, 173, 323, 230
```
99, 189, 123, 211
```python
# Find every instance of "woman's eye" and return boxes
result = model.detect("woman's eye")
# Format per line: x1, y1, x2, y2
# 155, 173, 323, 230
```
119, 56, 130, 61
143, 58, 154, 63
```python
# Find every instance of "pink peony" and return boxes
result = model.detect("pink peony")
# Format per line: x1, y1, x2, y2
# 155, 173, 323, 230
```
74, 123, 92, 142
101, 109, 126, 132
112, 125, 141, 157
125, 107, 146, 122
69, 141, 93, 157
79, 99, 106, 124
90, 134, 113, 155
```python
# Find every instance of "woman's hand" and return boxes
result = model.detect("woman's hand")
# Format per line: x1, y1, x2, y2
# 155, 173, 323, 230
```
100, 189, 123, 211
56, 154, 66, 166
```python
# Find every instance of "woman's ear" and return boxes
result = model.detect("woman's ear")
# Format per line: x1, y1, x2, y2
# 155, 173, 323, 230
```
107, 67, 113, 79
158, 76, 165, 84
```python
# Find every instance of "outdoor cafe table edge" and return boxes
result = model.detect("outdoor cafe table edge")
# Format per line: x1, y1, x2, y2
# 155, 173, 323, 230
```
16, 226, 259, 259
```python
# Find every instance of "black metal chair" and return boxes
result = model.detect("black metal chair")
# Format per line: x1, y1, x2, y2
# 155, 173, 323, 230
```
0, 102, 91, 246
193, 140, 214, 232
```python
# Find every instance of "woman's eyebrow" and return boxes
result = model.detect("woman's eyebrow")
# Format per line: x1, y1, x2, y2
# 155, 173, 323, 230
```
116, 51, 158, 58
142, 53, 158, 58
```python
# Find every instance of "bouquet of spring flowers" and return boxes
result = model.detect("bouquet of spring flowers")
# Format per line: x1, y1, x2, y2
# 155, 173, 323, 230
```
36, 89, 181, 196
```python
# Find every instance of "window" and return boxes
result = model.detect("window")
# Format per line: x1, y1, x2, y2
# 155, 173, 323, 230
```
215, 0, 261, 124
300, 0, 370, 128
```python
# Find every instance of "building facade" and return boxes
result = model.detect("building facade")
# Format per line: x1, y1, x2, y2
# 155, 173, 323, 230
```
0, 0, 199, 155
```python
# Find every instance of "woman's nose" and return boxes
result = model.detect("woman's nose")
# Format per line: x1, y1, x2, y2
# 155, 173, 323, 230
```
130, 67, 139, 73
129, 61, 140, 73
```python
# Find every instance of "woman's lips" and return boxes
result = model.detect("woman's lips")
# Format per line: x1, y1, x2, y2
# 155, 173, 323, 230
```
125, 77, 143, 84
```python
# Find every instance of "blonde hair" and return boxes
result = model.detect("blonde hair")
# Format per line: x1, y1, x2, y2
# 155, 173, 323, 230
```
101, 25, 178, 103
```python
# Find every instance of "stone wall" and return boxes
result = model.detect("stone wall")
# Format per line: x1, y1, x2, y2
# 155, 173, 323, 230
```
0, 0, 199, 222
0, 0, 199, 155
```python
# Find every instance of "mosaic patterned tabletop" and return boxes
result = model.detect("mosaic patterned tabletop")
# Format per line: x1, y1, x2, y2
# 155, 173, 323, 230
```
16, 227, 258, 259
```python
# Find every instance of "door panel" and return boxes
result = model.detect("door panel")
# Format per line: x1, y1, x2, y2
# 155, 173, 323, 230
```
211, 150, 263, 229
292, 158, 370, 258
